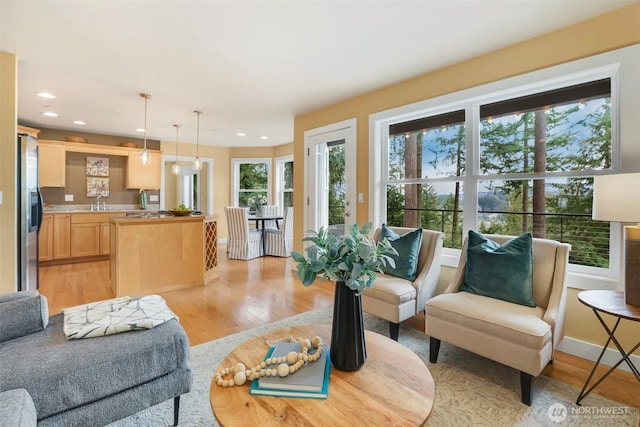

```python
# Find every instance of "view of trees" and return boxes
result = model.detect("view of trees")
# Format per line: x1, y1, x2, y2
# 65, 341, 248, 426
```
238, 162, 268, 207
386, 89, 612, 268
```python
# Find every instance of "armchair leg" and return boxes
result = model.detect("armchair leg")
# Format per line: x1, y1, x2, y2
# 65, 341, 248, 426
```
429, 337, 441, 363
173, 396, 180, 426
520, 372, 533, 406
389, 322, 400, 341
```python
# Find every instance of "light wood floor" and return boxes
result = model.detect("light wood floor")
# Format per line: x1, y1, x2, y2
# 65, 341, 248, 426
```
39, 247, 639, 412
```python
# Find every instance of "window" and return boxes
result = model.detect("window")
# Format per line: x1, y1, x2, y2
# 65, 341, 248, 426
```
274, 156, 293, 212
371, 45, 640, 288
232, 158, 271, 207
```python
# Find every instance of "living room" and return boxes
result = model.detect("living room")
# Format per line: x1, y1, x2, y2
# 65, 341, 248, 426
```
1, 1, 639, 425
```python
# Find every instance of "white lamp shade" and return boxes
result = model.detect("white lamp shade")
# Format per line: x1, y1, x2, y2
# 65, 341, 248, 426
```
592, 173, 640, 222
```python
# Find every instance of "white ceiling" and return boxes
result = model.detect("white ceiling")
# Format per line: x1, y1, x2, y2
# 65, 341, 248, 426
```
1, 1, 635, 147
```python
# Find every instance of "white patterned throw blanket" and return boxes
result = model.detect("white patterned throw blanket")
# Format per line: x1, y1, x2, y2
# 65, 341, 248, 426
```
62, 295, 178, 339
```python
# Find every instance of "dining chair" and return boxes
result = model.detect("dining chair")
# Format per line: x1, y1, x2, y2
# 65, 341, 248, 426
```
264, 207, 293, 257
225, 206, 263, 260
261, 205, 279, 229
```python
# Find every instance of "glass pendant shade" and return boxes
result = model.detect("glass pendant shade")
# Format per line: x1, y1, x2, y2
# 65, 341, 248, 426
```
139, 93, 152, 165
172, 124, 181, 175
193, 110, 203, 171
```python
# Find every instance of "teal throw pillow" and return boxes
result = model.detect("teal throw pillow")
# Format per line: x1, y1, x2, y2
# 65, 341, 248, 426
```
460, 230, 535, 307
379, 224, 423, 281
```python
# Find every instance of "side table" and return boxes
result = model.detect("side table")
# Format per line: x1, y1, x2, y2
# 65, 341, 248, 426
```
576, 290, 640, 405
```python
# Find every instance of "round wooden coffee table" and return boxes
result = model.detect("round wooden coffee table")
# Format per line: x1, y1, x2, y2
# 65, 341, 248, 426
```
210, 325, 434, 426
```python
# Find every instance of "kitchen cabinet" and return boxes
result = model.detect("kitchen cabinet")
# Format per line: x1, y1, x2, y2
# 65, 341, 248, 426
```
126, 151, 162, 190
39, 214, 53, 261
54, 214, 71, 259
70, 213, 119, 258
39, 213, 71, 261
39, 144, 66, 187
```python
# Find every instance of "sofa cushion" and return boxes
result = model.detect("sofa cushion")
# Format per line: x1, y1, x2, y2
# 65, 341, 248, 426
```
379, 224, 423, 281
0, 389, 37, 427
426, 292, 551, 350
460, 231, 535, 307
0, 291, 49, 343
0, 313, 190, 420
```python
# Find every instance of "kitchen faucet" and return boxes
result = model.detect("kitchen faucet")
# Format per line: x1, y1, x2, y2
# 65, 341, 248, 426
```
95, 195, 101, 211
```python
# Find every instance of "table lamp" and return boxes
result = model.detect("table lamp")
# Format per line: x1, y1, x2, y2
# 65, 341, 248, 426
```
592, 173, 640, 306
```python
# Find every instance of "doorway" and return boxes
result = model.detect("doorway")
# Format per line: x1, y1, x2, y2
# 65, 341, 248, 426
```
161, 156, 213, 213
304, 118, 357, 236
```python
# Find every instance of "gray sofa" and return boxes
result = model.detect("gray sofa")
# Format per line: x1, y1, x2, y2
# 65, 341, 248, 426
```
0, 291, 192, 426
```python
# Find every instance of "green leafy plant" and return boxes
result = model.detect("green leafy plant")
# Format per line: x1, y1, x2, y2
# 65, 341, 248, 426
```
291, 223, 398, 294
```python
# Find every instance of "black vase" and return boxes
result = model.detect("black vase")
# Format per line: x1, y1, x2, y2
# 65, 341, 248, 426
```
330, 282, 366, 371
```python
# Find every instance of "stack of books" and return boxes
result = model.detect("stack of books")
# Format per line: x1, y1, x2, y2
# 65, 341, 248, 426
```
249, 341, 331, 399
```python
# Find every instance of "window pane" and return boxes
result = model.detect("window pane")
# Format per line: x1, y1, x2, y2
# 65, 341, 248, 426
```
388, 112, 465, 180
284, 161, 294, 189
477, 177, 609, 267
386, 181, 463, 249
480, 97, 611, 175
239, 163, 268, 190
283, 191, 293, 208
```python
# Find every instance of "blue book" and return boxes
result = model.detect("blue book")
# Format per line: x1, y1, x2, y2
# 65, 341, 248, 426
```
249, 342, 331, 399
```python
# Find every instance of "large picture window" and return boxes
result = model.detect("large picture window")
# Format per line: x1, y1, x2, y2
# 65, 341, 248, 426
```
371, 45, 640, 288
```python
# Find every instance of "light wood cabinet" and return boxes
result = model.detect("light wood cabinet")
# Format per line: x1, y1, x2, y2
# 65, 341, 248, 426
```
126, 151, 162, 190
70, 213, 119, 258
39, 144, 66, 187
53, 214, 71, 259
39, 214, 54, 261
40, 213, 71, 260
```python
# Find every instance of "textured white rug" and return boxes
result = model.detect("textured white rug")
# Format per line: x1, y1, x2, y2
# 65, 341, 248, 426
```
110, 307, 639, 426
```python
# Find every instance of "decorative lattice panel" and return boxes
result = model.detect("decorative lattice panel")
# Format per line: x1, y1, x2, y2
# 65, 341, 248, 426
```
204, 219, 218, 281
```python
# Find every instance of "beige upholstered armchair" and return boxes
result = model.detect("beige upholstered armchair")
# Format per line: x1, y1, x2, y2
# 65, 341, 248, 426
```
425, 233, 570, 405
362, 226, 443, 341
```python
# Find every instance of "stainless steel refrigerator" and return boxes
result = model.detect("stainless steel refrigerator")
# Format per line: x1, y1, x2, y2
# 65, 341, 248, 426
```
17, 133, 43, 291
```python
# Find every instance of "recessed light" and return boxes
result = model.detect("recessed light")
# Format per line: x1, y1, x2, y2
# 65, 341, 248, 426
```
260, 136, 269, 140
37, 92, 56, 99
237, 132, 246, 137
136, 128, 145, 133
73, 120, 86, 125
42, 111, 58, 117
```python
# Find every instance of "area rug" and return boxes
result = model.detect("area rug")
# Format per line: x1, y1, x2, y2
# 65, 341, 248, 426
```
110, 307, 639, 426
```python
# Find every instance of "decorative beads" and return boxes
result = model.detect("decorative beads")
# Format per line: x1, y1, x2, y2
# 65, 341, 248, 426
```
214, 336, 323, 387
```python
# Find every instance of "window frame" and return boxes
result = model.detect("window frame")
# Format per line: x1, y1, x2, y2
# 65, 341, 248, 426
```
274, 155, 294, 213
370, 45, 640, 291
231, 157, 272, 207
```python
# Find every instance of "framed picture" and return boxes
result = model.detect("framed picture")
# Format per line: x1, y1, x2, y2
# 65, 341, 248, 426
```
87, 177, 109, 197
87, 156, 109, 177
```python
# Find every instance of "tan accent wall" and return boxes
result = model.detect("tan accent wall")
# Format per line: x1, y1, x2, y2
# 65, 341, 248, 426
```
0, 52, 18, 293
293, 4, 640, 354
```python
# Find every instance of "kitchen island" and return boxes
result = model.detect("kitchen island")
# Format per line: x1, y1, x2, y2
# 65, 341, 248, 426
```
110, 213, 218, 297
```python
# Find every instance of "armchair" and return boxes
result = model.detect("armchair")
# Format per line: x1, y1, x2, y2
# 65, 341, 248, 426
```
362, 226, 443, 340
425, 233, 570, 405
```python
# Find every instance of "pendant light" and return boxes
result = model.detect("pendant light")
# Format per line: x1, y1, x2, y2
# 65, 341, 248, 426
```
172, 124, 181, 175
139, 93, 152, 165
193, 110, 203, 171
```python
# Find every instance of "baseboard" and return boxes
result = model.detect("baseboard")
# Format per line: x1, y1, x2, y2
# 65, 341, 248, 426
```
557, 336, 640, 374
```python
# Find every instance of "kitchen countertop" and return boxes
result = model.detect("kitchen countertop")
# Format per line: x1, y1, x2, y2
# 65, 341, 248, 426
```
43, 204, 160, 213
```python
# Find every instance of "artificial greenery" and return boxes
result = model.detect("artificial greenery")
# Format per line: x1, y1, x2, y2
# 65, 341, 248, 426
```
291, 222, 398, 294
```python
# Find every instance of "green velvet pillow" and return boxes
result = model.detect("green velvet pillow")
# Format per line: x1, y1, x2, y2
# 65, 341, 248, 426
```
379, 224, 423, 281
460, 230, 535, 307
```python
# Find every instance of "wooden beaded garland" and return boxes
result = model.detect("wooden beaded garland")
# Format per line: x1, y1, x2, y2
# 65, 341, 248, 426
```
214, 336, 323, 387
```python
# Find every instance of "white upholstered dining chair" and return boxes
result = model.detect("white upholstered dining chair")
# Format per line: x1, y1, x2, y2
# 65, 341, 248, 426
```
225, 206, 263, 260
425, 233, 571, 405
264, 207, 293, 257
261, 205, 279, 229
